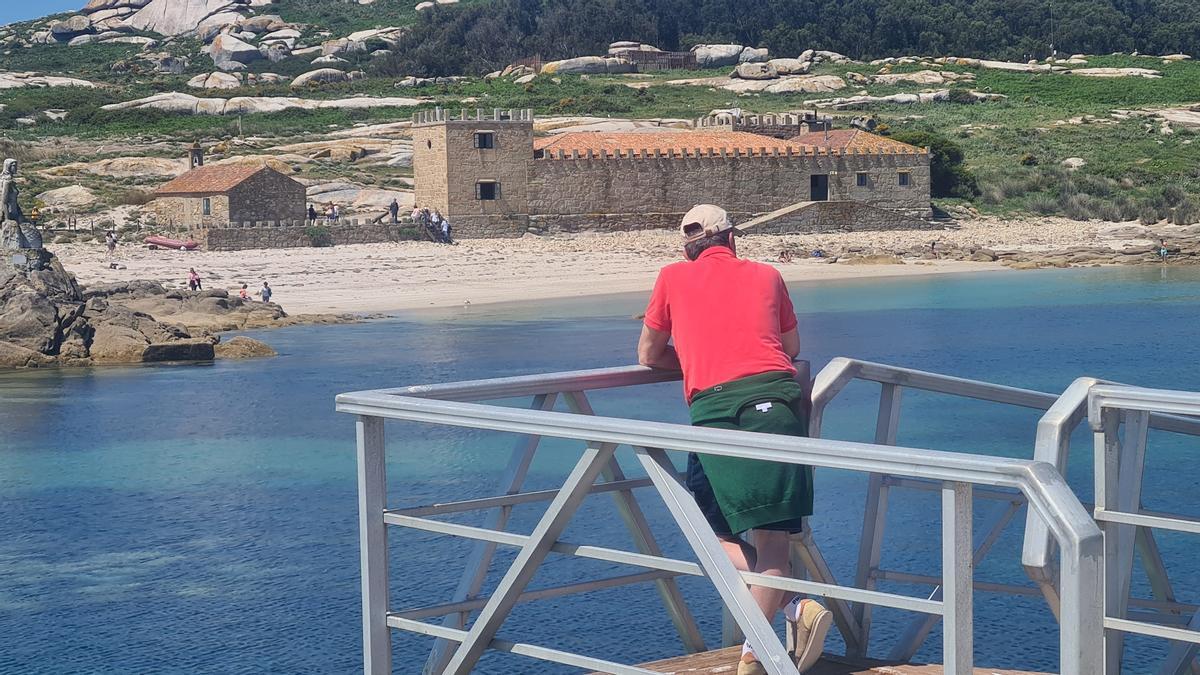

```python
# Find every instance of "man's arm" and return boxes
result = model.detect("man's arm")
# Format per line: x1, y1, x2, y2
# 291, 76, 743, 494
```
638, 324, 680, 370
781, 327, 800, 361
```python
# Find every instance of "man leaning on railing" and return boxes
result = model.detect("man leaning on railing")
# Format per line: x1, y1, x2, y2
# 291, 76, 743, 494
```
637, 204, 832, 675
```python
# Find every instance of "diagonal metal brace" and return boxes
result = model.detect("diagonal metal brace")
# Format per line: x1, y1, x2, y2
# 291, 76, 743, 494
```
441, 441, 618, 674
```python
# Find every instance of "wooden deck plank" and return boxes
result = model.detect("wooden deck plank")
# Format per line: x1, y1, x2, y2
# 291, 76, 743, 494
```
596, 647, 1048, 674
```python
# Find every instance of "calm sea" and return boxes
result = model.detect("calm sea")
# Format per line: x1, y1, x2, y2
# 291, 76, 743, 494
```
2, 266, 1199, 674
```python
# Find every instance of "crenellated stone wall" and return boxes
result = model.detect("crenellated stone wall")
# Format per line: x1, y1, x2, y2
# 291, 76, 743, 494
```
526, 149, 931, 228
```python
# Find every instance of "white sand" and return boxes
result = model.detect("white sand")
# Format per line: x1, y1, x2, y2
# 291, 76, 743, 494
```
55, 216, 1104, 316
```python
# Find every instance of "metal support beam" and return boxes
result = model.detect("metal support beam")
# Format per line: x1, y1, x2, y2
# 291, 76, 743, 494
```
637, 447, 800, 675
564, 391, 707, 654
356, 416, 391, 675
425, 393, 558, 674
942, 481, 974, 674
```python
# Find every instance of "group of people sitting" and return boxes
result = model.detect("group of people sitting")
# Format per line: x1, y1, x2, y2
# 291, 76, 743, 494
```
411, 206, 453, 244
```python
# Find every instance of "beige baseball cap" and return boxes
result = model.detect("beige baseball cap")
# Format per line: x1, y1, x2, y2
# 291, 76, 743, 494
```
680, 204, 738, 242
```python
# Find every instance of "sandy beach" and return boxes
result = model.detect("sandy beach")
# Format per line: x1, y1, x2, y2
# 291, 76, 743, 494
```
53, 216, 1131, 316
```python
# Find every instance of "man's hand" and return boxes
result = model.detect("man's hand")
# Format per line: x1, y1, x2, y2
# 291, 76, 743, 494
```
638, 324, 680, 370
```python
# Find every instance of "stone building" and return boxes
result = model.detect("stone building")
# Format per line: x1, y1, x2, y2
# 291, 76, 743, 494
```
154, 159, 306, 229
412, 108, 932, 238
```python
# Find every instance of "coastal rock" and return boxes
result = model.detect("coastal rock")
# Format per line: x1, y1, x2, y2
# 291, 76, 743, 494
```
50, 15, 94, 40
42, 157, 188, 179
214, 335, 276, 358
142, 338, 215, 362
1061, 157, 1087, 170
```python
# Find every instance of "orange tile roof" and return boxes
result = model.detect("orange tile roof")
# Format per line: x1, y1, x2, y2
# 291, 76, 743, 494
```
789, 129, 923, 153
155, 163, 271, 195
534, 131, 801, 157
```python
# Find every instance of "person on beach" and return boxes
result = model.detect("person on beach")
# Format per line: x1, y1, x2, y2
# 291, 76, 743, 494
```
637, 204, 831, 675
1160, 239, 1170, 262
239, 283, 250, 300
389, 199, 400, 224
430, 210, 444, 242
258, 281, 272, 303
188, 267, 202, 291
307, 204, 318, 224
105, 231, 117, 258
440, 214, 452, 244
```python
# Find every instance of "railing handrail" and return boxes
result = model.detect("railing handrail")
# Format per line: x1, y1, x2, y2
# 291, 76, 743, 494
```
337, 373, 1104, 674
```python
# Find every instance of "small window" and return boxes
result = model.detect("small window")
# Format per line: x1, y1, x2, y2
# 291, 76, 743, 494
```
473, 132, 495, 149
898, 172, 912, 187
475, 181, 500, 200
856, 172, 869, 187
426, 140, 432, 149
202, 197, 211, 216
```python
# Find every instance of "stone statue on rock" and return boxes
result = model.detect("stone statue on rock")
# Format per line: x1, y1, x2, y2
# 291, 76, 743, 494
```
0, 158, 48, 269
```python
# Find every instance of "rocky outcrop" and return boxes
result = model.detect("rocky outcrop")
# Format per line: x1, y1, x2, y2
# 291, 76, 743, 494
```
214, 335, 275, 358
100, 92, 427, 115
0, 72, 97, 89
1069, 67, 1161, 78
691, 44, 749, 68
291, 68, 353, 87
34, 186, 99, 211
732, 62, 777, 80
540, 56, 635, 75
808, 89, 1006, 109
126, 0, 252, 37
187, 71, 243, 89
208, 33, 262, 71
0, 258, 296, 369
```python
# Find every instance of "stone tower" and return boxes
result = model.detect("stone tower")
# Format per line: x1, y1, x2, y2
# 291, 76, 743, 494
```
188, 141, 204, 170
411, 108, 534, 237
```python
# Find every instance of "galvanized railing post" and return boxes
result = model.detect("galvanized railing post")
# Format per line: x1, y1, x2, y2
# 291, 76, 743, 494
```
356, 415, 391, 675
942, 481, 974, 674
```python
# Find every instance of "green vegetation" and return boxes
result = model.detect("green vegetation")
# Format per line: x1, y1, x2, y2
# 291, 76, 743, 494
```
375, 0, 1200, 77
890, 131, 979, 200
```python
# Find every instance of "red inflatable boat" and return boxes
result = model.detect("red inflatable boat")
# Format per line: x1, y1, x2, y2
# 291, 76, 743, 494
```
144, 236, 199, 251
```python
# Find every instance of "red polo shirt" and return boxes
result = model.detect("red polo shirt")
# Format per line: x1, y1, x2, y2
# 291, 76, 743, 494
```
644, 246, 798, 402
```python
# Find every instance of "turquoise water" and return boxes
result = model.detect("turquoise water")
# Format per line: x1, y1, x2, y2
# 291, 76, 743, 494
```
2, 266, 1200, 674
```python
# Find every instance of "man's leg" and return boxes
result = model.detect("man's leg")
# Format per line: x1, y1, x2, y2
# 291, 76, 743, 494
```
747, 529, 790, 621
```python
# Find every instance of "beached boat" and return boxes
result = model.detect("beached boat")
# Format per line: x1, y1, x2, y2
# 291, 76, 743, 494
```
143, 235, 199, 250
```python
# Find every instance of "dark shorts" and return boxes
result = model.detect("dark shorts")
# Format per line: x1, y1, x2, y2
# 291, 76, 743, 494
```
685, 452, 805, 537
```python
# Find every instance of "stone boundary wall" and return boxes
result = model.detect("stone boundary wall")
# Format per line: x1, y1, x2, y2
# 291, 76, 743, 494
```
193, 220, 423, 251
527, 150, 931, 219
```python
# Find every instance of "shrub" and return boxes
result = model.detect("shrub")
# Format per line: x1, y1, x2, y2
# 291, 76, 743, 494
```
1162, 184, 1187, 206
305, 225, 333, 247
891, 130, 979, 199
1173, 199, 1198, 225
1028, 195, 1059, 215
1139, 207, 1161, 225
947, 88, 977, 104
1019, 153, 1038, 166
118, 189, 155, 206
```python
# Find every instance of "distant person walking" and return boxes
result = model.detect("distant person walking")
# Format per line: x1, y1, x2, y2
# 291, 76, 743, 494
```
411, 205, 422, 223
440, 215, 452, 244
188, 267, 203, 292
638, 204, 831, 675
1160, 239, 1170, 262
258, 281, 272, 303
308, 204, 318, 224
331, 204, 340, 223
105, 231, 117, 258
389, 198, 400, 224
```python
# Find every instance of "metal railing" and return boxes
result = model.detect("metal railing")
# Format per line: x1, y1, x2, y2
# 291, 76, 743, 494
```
336, 363, 1104, 675
1086, 386, 1200, 674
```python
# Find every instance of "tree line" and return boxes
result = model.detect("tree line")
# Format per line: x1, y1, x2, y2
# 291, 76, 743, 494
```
377, 0, 1200, 77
